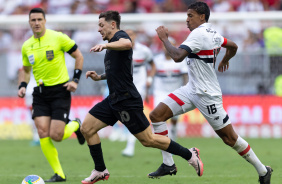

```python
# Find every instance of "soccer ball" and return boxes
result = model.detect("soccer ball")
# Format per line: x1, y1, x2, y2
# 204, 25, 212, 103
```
22, 175, 45, 184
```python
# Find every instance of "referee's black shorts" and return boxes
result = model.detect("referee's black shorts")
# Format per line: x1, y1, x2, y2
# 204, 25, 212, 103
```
89, 97, 150, 135
32, 82, 71, 123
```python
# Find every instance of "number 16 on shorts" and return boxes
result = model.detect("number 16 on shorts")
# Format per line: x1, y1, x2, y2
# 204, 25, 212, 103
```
207, 104, 217, 114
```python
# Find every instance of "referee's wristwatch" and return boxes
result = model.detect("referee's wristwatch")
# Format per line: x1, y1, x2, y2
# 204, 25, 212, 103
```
72, 78, 79, 84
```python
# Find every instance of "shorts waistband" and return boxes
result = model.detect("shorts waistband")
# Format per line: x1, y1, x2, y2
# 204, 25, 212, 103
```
36, 81, 68, 89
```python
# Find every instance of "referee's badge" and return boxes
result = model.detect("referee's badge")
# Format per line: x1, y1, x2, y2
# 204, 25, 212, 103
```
46, 50, 54, 61
28, 54, 35, 64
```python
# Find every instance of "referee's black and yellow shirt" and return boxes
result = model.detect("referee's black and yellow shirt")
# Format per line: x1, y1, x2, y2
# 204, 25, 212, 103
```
22, 29, 76, 86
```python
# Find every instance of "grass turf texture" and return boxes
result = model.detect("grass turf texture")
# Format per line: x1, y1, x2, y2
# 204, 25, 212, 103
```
1, 138, 281, 184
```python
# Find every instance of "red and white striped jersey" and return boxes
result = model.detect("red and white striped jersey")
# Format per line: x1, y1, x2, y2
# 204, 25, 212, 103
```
179, 23, 227, 96
153, 53, 188, 94
132, 42, 153, 98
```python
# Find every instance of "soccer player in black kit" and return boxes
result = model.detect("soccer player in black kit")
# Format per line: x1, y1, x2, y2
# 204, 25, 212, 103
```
80, 11, 203, 184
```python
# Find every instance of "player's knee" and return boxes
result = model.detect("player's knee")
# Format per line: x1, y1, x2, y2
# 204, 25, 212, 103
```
80, 122, 97, 138
149, 110, 163, 123
50, 132, 63, 142
37, 128, 48, 138
80, 123, 89, 137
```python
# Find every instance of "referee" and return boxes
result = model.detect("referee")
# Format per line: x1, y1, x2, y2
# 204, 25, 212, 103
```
18, 8, 84, 182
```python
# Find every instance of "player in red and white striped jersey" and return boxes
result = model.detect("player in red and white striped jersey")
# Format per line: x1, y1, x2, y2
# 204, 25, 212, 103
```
150, 37, 188, 171
148, 2, 272, 183
121, 29, 156, 157
153, 37, 188, 142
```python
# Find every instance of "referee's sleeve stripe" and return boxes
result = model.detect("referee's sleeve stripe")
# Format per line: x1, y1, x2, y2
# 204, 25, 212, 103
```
67, 44, 78, 54
179, 45, 192, 54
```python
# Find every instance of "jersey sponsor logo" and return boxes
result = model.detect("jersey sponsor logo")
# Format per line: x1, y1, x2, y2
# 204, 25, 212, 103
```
213, 37, 221, 44
46, 50, 54, 61
206, 28, 216, 33
28, 54, 35, 64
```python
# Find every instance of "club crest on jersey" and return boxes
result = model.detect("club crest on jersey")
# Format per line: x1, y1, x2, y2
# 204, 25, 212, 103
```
46, 50, 54, 61
28, 54, 35, 64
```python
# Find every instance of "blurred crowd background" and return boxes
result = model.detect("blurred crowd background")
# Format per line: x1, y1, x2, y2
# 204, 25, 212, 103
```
1, 0, 282, 97
1, 0, 282, 15
0, 0, 282, 139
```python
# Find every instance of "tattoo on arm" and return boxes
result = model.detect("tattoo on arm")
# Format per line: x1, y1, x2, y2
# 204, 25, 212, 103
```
163, 40, 183, 62
100, 73, 107, 80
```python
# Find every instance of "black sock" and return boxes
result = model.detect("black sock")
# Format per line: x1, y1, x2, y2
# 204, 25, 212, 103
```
88, 143, 106, 172
166, 140, 192, 160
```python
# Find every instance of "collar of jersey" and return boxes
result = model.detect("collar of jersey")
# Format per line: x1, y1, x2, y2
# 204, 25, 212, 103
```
198, 23, 211, 29
33, 29, 49, 40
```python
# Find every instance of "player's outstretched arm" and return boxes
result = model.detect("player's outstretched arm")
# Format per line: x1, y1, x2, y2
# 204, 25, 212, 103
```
105, 38, 132, 51
90, 44, 107, 52
218, 39, 238, 72
90, 38, 132, 52
156, 26, 188, 63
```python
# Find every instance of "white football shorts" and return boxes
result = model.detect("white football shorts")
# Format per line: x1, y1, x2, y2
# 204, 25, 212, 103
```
154, 91, 179, 121
162, 86, 231, 130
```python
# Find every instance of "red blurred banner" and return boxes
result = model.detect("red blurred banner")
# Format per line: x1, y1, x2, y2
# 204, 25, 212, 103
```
0, 95, 282, 139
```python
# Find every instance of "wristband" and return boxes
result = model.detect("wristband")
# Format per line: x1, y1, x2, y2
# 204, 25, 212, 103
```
147, 76, 153, 84
72, 69, 82, 83
18, 82, 27, 89
72, 78, 79, 83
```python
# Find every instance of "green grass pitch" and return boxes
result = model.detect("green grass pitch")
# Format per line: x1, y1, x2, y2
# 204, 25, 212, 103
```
1, 138, 281, 184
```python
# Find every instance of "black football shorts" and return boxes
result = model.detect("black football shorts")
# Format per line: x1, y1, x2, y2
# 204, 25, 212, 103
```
89, 97, 150, 134
32, 82, 71, 123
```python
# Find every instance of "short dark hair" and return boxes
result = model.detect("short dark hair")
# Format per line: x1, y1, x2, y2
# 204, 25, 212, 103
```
188, 2, 210, 22
99, 11, 121, 29
29, 8, 45, 19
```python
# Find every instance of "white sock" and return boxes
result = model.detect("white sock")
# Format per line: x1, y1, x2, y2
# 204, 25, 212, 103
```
232, 136, 267, 176
152, 122, 175, 166
124, 133, 136, 151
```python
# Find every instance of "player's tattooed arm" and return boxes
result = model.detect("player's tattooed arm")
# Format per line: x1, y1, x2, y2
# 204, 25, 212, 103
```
100, 73, 107, 80
86, 71, 106, 81
162, 39, 188, 63
156, 26, 188, 63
